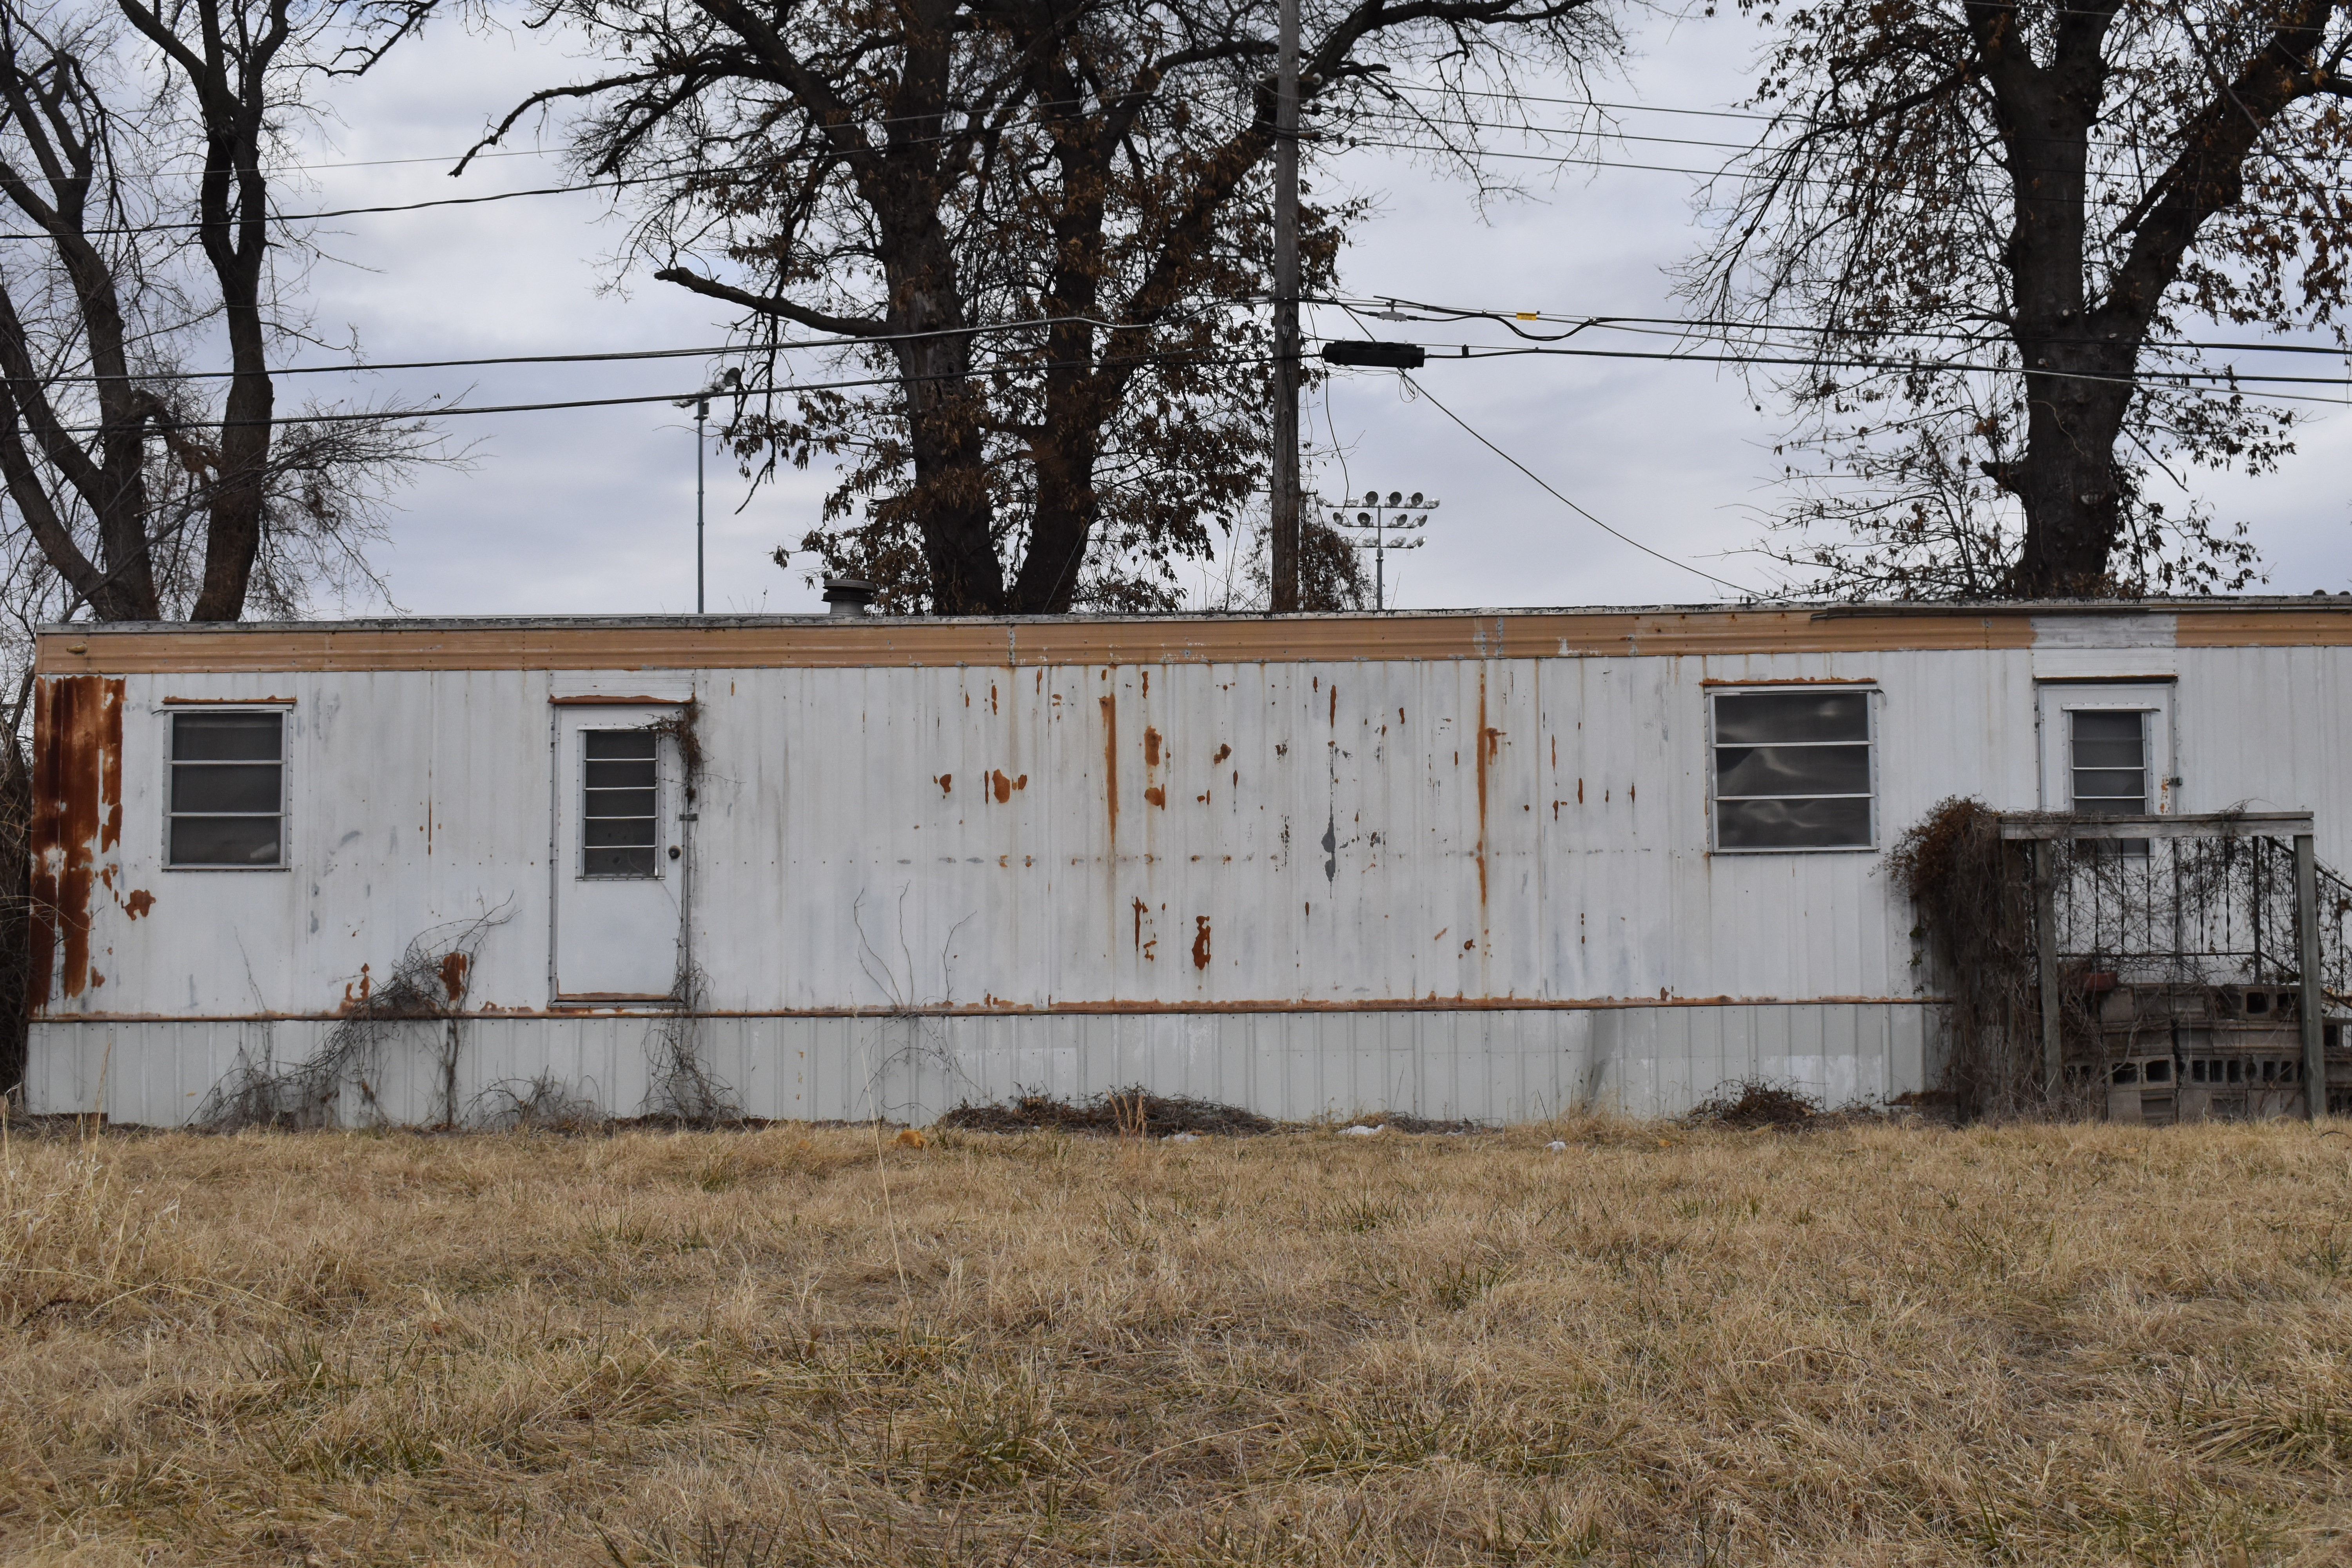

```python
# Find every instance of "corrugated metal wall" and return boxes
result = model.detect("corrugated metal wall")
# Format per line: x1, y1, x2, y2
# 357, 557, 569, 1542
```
28, 1002, 1931, 1125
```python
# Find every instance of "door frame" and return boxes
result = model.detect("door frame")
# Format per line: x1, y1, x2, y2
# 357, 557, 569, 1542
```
2034, 679, 2177, 815
547, 697, 690, 1006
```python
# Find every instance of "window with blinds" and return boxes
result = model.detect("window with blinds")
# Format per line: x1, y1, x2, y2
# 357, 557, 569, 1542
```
2069, 709, 2148, 814
582, 729, 660, 877
1710, 689, 1876, 851
168, 711, 284, 867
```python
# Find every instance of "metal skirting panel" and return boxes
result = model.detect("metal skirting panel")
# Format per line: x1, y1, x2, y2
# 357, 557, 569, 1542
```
26, 1003, 1933, 1128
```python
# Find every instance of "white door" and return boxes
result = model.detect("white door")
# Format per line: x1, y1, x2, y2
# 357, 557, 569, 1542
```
552, 707, 685, 1002
2037, 683, 2175, 814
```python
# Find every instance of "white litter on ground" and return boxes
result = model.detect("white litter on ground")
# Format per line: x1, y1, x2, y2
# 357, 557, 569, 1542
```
1163, 1132, 1204, 1143
1545, 1140, 1568, 1152
1338, 1124, 1384, 1137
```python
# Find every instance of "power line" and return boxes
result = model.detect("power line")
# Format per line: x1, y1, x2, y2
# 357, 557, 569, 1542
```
1342, 102, 2266, 173
1338, 333, 2352, 405
1317, 298, 2352, 406
14, 91, 2329, 246
90, 144, 559, 185
1397, 370, 1771, 599
9, 311, 1219, 384
0, 175, 654, 241
29, 345, 1282, 435
1378, 79, 1782, 125
15, 315, 2343, 419
1337, 134, 2352, 195
1319, 295, 2352, 361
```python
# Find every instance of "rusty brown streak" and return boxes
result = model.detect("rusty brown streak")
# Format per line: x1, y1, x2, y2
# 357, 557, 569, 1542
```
1099, 695, 1118, 853
1473, 675, 1489, 915
29, 676, 123, 1007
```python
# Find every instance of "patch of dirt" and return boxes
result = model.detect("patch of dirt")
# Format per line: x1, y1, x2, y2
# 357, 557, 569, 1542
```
1347, 1111, 1485, 1135
1682, 1080, 1824, 1130
938, 1088, 1278, 1137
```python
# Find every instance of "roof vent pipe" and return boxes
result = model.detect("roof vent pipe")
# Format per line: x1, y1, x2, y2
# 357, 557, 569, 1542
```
822, 577, 877, 617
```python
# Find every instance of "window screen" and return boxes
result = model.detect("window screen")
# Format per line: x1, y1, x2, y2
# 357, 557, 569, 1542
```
1711, 690, 1874, 851
583, 730, 659, 877
2069, 710, 2147, 813
169, 711, 283, 867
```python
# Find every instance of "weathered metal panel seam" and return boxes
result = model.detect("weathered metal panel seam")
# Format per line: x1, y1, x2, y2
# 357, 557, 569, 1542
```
33, 995, 1946, 1024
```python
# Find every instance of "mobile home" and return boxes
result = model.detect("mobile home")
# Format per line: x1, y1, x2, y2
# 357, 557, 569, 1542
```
23, 600, 2352, 1127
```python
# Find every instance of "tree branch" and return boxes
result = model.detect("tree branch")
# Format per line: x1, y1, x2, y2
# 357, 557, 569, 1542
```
652, 266, 885, 338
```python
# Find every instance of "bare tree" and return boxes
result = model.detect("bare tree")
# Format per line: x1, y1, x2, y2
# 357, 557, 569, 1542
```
1688, 0, 2352, 599
0, 0, 449, 627
471, 0, 1625, 613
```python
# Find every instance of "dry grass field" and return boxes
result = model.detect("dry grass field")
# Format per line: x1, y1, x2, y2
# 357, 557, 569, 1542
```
4, 1114, 2350, 1566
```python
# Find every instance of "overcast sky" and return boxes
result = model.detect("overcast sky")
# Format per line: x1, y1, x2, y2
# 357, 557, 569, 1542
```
286, 8, 2352, 619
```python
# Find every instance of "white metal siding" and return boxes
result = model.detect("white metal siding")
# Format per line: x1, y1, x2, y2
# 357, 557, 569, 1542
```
29, 1003, 1931, 1125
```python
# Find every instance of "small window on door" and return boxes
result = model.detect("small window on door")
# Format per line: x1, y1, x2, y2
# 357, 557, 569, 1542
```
168, 711, 284, 867
582, 730, 659, 877
2070, 710, 2149, 814
2038, 683, 2172, 823
1710, 688, 1875, 851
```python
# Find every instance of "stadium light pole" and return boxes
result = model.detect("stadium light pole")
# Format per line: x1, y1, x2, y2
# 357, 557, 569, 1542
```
679, 369, 740, 615
1329, 490, 1435, 609
694, 397, 708, 615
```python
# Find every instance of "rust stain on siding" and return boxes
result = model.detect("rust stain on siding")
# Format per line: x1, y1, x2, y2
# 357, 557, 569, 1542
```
990, 769, 1026, 802
123, 889, 154, 920
1472, 676, 1490, 914
1099, 695, 1118, 849
934, 773, 953, 796
1144, 786, 1165, 808
439, 951, 469, 1002
29, 675, 124, 1008
1143, 726, 1161, 767
1192, 916, 1212, 969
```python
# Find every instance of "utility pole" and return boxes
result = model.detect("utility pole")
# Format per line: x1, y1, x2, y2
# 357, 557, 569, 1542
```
694, 397, 708, 614
1269, 0, 1300, 612
1330, 490, 1434, 609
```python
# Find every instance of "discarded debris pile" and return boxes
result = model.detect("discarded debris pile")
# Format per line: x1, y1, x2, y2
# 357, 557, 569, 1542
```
1342, 1111, 1485, 1134
1682, 1080, 1823, 1130
938, 1088, 1278, 1137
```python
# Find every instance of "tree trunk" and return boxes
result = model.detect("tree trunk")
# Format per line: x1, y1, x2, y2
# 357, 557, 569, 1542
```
862, 5, 1003, 615
1980, 5, 2149, 596
2004, 356, 2137, 597
1007, 98, 1112, 614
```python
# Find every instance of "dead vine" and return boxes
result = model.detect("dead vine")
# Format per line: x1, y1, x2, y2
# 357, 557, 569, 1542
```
642, 953, 736, 1125
200, 905, 513, 1130
853, 886, 982, 1123
1885, 799, 2046, 1120
473, 1072, 605, 1133
634, 699, 733, 1124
